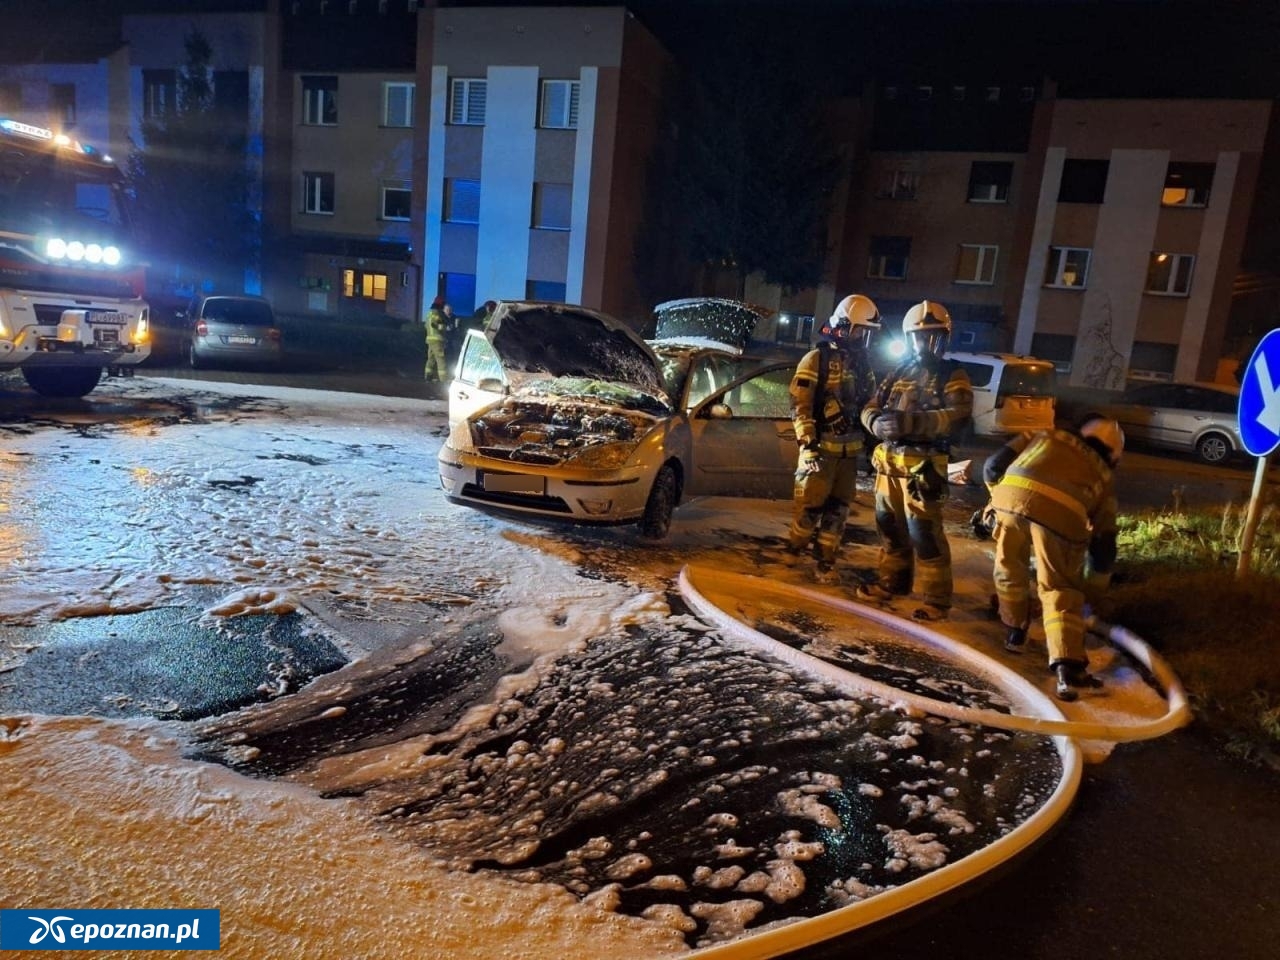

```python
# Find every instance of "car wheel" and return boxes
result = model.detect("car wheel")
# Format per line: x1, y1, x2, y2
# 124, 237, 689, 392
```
638, 463, 679, 541
187, 340, 202, 370
1195, 432, 1231, 465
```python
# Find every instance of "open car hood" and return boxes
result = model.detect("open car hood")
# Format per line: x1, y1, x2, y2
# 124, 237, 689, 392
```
486, 301, 667, 400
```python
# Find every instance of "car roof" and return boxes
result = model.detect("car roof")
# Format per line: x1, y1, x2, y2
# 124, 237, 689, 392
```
944, 351, 1054, 366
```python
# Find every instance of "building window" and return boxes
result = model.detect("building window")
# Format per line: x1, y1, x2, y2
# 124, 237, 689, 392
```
383, 82, 414, 127
526, 279, 566, 302
381, 182, 411, 220
1145, 252, 1194, 296
444, 178, 480, 223
50, 83, 76, 127
442, 273, 476, 315
882, 85, 898, 101
1128, 341, 1178, 381
1058, 159, 1109, 203
539, 79, 580, 129
342, 269, 388, 302
951, 85, 966, 102
302, 172, 335, 214
867, 235, 910, 280
968, 161, 1012, 203
449, 78, 486, 125
1043, 246, 1090, 288
1030, 332, 1075, 373
955, 244, 998, 285
985, 86, 1001, 102
879, 169, 918, 200
302, 75, 338, 126
1020, 85, 1037, 102
915, 85, 933, 102
1162, 162, 1214, 208
142, 70, 176, 120
532, 182, 572, 230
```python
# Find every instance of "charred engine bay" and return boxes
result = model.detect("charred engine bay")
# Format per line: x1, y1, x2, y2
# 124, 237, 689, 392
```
473, 398, 657, 465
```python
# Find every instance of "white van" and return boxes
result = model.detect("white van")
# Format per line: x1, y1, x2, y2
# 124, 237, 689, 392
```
944, 351, 1058, 437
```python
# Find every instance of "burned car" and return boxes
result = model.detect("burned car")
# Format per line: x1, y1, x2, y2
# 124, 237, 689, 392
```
438, 301, 798, 538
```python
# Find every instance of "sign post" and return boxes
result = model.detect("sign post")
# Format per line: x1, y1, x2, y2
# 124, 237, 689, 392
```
1235, 328, 1280, 576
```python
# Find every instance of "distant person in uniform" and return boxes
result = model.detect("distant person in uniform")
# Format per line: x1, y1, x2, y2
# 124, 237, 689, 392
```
424, 296, 452, 382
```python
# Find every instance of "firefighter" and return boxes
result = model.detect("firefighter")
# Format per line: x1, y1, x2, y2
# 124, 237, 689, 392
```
787, 294, 881, 581
984, 417, 1123, 701
857, 300, 973, 620
424, 296, 452, 382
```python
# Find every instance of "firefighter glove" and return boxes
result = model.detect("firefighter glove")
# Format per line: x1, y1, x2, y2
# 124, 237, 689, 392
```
871, 412, 905, 441
797, 445, 823, 478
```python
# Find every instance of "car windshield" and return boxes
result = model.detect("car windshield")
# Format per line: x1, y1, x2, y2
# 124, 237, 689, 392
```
998, 364, 1057, 397
520, 376, 671, 416
204, 299, 274, 325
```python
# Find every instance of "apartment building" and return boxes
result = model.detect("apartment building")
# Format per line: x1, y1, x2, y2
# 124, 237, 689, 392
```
420, 5, 669, 322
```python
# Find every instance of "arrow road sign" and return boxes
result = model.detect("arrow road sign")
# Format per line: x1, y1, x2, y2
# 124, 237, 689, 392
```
1238, 327, 1280, 458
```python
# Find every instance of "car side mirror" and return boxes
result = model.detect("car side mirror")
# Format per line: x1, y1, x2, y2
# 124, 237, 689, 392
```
707, 403, 734, 419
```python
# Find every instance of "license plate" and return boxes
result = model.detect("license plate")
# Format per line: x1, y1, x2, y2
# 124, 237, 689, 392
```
90, 312, 128, 325
483, 472, 544, 495
228, 335, 257, 345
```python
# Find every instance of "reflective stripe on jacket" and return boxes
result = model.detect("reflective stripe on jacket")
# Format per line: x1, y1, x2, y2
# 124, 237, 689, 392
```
860, 356, 973, 448
789, 343, 875, 455
425, 308, 448, 344
989, 429, 1117, 543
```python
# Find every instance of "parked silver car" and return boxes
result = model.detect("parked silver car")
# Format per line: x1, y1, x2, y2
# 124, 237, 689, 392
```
1085, 381, 1242, 465
438, 300, 797, 538
184, 295, 283, 369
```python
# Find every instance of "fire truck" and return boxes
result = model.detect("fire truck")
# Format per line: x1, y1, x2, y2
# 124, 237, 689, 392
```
0, 117, 150, 397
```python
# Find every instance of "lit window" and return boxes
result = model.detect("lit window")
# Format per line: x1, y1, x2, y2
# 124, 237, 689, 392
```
867, 235, 910, 280
1145, 252, 1194, 296
302, 171, 335, 214
302, 75, 338, 125
444, 178, 480, 223
955, 244, 998, 285
968, 161, 1012, 203
381, 183, 411, 220
539, 79, 580, 129
1162, 162, 1214, 208
383, 82, 414, 127
449, 78, 486, 125
342, 269, 388, 302
1044, 246, 1090, 288
532, 183, 572, 230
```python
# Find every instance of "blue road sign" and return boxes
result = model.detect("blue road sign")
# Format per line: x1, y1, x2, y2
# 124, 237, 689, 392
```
1238, 327, 1280, 457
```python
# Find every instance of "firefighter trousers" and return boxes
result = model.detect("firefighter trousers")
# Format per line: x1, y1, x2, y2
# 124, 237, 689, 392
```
424, 340, 449, 381
790, 454, 859, 564
993, 512, 1088, 665
871, 471, 951, 607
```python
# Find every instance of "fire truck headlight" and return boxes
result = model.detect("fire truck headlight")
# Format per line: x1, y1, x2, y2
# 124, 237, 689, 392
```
66, 241, 85, 261
46, 237, 67, 259
85, 243, 104, 264
103, 246, 121, 266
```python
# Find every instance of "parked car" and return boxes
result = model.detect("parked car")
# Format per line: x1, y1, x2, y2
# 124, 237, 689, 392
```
438, 300, 798, 539
944, 351, 1058, 438
1082, 380, 1242, 465
183, 294, 283, 369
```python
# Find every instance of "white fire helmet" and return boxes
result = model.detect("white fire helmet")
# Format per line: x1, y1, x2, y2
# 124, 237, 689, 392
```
825, 293, 881, 348
901, 300, 952, 358
1080, 417, 1125, 466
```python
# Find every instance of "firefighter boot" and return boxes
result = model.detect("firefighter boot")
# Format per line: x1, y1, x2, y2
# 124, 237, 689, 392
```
1004, 625, 1028, 653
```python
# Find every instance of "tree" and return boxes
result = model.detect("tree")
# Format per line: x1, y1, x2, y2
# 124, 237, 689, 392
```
128, 29, 257, 297
645, 24, 842, 297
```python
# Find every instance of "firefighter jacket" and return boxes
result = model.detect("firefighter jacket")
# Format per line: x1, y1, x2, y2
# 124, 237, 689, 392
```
425, 307, 449, 345
861, 356, 973, 477
789, 342, 876, 458
985, 428, 1118, 548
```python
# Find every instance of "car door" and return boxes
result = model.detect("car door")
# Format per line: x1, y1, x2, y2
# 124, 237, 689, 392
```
1111, 384, 1171, 445
685, 362, 797, 499
448, 329, 507, 427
